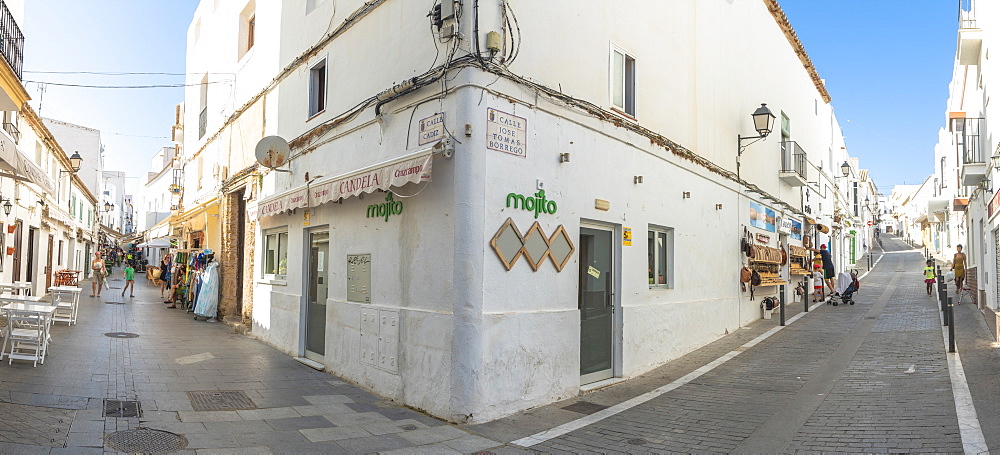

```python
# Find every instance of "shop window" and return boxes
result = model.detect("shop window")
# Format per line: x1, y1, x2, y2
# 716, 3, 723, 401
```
264, 229, 288, 280
648, 226, 674, 288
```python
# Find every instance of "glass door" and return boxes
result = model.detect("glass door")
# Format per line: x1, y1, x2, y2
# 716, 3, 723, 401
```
579, 226, 615, 384
305, 231, 329, 361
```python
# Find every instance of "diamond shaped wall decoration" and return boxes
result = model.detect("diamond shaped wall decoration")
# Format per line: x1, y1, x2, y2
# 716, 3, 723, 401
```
521, 222, 551, 271
547, 225, 575, 271
490, 218, 525, 271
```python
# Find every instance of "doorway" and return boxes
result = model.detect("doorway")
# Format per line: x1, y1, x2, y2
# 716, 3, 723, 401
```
12, 220, 22, 281
235, 189, 246, 316
304, 230, 329, 362
46, 235, 54, 289
26, 227, 36, 284
578, 225, 618, 384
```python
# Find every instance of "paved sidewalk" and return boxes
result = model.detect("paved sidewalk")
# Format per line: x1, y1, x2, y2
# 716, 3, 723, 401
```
468, 236, 997, 453
0, 275, 501, 454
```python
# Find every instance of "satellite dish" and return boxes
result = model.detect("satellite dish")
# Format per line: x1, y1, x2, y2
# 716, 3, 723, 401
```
255, 136, 290, 169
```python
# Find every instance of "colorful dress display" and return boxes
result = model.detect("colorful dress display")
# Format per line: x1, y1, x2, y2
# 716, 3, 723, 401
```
193, 260, 220, 319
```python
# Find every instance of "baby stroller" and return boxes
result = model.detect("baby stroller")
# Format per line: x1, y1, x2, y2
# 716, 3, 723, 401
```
832, 270, 860, 306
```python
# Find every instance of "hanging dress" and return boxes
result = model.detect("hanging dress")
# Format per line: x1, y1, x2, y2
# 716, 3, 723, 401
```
194, 261, 221, 319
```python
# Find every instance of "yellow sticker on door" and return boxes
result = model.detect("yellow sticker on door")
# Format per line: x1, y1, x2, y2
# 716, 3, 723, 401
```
588, 266, 601, 279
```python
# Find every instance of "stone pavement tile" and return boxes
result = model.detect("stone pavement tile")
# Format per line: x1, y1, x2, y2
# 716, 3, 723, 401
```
335, 434, 411, 453
62, 431, 103, 448
326, 411, 393, 426
178, 411, 243, 422
379, 443, 462, 454
485, 445, 546, 454
51, 447, 102, 454
440, 434, 503, 452
248, 396, 311, 408
269, 441, 350, 455
236, 407, 300, 421
391, 418, 431, 430
236, 430, 311, 447
302, 395, 355, 406
362, 423, 412, 436
26, 394, 89, 410
73, 409, 104, 421
138, 410, 179, 422
68, 419, 104, 433
0, 442, 50, 454
197, 447, 273, 455
344, 402, 380, 413
375, 407, 423, 421
397, 425, 470, 445
299, 425, 371, 442
143, 421, 208, 434
182, 432, 240, 450
203, 420, 273, 434
264, 416, 336, 431
310, 403, 353, 417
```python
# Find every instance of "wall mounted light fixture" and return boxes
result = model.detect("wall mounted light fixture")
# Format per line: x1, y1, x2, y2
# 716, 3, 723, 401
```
559, 153, 570, 163
634, 176, 643, 184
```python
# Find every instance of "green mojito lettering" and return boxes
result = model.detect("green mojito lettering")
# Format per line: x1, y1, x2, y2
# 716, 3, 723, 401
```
367, 192, 403, 222
506, 189, 557, 218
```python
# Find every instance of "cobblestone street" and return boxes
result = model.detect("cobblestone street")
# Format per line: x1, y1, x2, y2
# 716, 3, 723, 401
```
1, 235, 997, 453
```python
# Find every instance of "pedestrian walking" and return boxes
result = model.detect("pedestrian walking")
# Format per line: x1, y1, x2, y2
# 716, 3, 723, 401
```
924, 259, 936, 296
90, 251, 107, 298
952, 244, 967, 293
159, 254, 172, 299
813, 264, 825, 302
122, 262, 136, 298
807, 243, 837, 296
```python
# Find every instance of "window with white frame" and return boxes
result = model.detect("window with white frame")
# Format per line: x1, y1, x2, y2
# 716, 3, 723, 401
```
611, 46, 636, 117
308, 58, 327, 117
648, 226, 674, 288
263, 229, 289, 279
238, 1, 256, 60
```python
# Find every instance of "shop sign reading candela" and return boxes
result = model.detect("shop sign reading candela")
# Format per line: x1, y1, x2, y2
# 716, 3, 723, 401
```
487, 108, 527, 158
507, 189, 557, 218
366, 192, 403, 222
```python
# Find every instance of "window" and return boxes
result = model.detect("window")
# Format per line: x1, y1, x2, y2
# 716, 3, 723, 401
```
238, 2, 256, 60
247, 16, 255, 50
781, 112, 791, 143
58, 240, 63, 265
264, 229, 289, 279
648, 226, 674, 288
853, 182, 859, 217
70, 194, 76, 217
0, 222, 4, 271
199, 74, 209, 139
308, 59, 327, 117
611, 47, 636, 117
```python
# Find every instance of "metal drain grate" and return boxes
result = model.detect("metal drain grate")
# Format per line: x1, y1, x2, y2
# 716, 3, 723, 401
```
104, 332, 139, 338
104, 399, 141, 418
187, 390, 257, 411
561, 401, 609, 415
105, 429, 187, 452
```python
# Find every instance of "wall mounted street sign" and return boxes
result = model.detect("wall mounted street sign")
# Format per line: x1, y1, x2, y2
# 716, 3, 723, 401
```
487, 108, 527, 158
418, 113, 445, 146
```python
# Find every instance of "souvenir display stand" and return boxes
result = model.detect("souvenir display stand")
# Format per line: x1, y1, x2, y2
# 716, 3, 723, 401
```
748, 246, 788, 287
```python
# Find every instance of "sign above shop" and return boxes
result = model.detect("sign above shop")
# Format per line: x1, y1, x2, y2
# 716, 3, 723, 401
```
487, 108, 527, 158
779, 218, 792, 234
367, 192, 403, 222
506, 189, 557, 218
755, 233, 770, 244
418, 113, 445, 146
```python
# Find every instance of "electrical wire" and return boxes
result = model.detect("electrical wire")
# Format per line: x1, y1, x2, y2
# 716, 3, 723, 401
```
24, 80, 233, 89
24, 71, 235, 77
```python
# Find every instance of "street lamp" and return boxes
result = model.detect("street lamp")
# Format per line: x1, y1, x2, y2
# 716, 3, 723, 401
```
2, 200, 11, 216
104, 202, 113, 212
60, 151, 83, 175
738, 103, 777, 156
841, 161, 851, 178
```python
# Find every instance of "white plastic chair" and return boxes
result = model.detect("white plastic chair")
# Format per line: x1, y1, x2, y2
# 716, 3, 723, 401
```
50, 290, 77, 326
2, 309, 47, 367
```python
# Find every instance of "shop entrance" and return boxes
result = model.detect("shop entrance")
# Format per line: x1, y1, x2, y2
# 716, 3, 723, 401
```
579, 225, 618, 384
303, 230, 330, 362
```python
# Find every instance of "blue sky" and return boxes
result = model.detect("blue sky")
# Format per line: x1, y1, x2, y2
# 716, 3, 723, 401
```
21, 0, 198, 192
20, 1, 954, 198
780, 0, 957, 194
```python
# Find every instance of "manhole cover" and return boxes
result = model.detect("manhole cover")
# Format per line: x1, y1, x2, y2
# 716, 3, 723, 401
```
104, 332, 139, 338
187, 390, 257, 411
104, 399, 141, 418
105, 429, 187, 453
561, 401, 609, 415
627, 438, 648, 446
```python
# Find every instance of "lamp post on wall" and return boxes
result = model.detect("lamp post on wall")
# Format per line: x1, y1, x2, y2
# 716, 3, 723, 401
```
736, 103, 777, 180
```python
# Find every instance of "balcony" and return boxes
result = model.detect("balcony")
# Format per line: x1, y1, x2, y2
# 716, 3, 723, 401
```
958, 0, 982, 65
2, 120, 17, 144
779, 141, 808, 187
952, 117, 987, 185
0, 1, 23, 80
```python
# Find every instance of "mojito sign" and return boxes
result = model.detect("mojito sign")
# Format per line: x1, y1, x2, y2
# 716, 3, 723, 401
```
506, 189, 557, 218
367, 192, 403, 222
487, 108, 526, 158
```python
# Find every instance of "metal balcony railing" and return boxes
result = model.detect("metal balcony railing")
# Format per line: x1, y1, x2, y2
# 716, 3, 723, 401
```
780, 141, 807, 178
0, 1, 23, 79
198, 107, 207, 139
959, 0, 977, 29
953, 117, 986, 164
2, 120, 18, 144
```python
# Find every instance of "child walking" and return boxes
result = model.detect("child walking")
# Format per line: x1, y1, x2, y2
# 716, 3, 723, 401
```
122, 262, 136, 298
813, 264, 825, 302
924, 260, 936, 296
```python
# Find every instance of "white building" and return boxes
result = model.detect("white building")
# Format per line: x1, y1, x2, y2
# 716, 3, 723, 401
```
185, 0, 880, 421
101, 170, 126, 233
138, 147, 177, 264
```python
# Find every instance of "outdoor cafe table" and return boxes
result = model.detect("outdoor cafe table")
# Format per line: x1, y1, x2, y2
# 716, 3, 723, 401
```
0, 282, 31, 295
0, 301, 56, 364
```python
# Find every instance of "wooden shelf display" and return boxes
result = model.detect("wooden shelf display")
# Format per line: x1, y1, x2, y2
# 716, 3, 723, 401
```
749, 246, 788, 286
788, 245, 811, 275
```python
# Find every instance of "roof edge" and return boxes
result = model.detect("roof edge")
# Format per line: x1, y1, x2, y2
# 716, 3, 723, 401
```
763, 0, 832, 104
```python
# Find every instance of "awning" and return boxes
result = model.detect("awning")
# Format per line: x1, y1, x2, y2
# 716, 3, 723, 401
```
0, 136, 56, 195
42, 206, 75, 228
928, 197, 949, 213
139, 238, 171, 248
257, 147, 434, 219
146, 221, 172, 240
